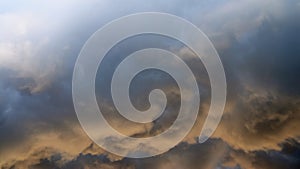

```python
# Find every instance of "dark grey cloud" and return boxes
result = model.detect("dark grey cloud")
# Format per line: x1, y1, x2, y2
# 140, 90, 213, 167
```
0, 0, 300, 168
3, 138, 299, 169
230, 7, 300, 95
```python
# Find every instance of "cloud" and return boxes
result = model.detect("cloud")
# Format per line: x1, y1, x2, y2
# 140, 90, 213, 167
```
214, 88, 300, 151
3, 138, 300, 169
0, 0, 300, 169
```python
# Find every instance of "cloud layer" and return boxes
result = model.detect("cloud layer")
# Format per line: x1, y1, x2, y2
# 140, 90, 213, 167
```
0, 0, 300, 168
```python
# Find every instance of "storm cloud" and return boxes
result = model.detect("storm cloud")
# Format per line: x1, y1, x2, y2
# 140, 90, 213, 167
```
0, 0, 300, 168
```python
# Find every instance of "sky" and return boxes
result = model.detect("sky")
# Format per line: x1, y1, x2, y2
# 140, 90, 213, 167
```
0, 0, 300, 169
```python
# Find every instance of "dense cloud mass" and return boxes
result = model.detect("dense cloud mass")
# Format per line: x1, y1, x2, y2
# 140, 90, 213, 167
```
0, 0, 300, 169
2, 139, 300, 169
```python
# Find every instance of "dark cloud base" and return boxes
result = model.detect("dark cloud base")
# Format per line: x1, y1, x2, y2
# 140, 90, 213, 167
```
2, 138, 300, 169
